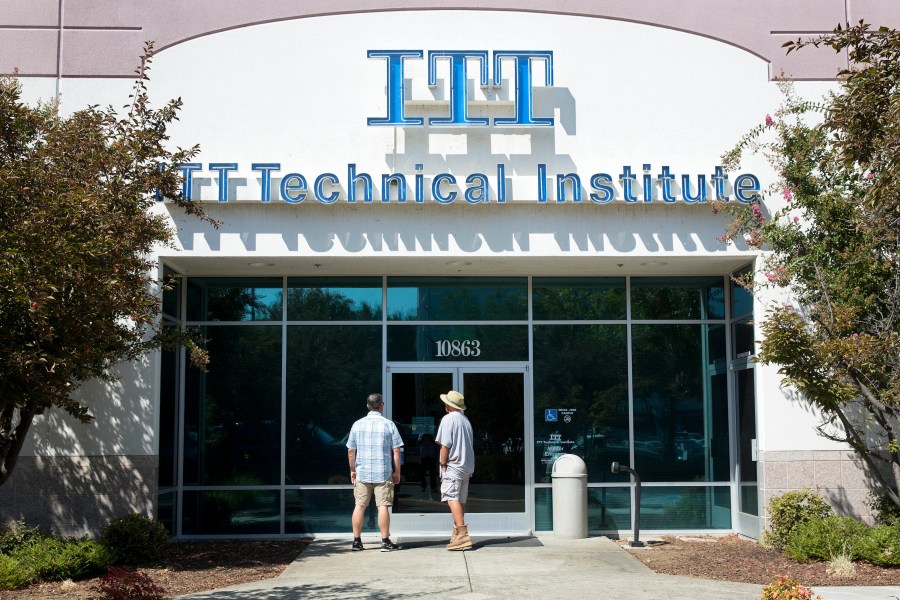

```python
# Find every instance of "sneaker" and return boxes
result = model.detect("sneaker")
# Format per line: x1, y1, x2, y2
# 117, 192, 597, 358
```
379, 540, 400, 552
351, 539, 364, 551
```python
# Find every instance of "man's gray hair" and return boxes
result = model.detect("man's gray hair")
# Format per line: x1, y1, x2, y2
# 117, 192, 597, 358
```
366, 393, 383, 411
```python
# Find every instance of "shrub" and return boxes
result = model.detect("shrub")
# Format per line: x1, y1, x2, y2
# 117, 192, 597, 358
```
101, 513, 169, 565
783, 515, 870, 562
867, 492, 900, 527
0, 554, 33, 591
12, 537, 114, 581
761, 575, 821, 600
858, 524, 900, 567
92, 566, 166, 600
763, 489, 833, 550
0, 518, 45, 554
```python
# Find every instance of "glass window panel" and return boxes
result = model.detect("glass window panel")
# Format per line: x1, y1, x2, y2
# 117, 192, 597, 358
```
738, 368, 759, 516
386, 276, 527, 321
731, 269, 753, 318
183, 326, 282, 486
162, 268, 181, 319
187, 277, 283, 321
285, 489, 381, 534
182, 490, 280, 535
535, 487, 631, 531
287, 277, 382, 321
387, 325, 528, 362
156, 491, 175, 535
285, 325, 383, 485
532, 277, 626, 320
734, 317, 755, 359
158, 338, 178, 488
631, 277, 725, 320
632, 325, 729, 482
640, 486, 731, 530
533, 325, 630, 484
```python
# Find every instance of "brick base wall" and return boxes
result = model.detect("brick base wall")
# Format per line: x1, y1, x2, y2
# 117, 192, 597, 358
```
0, 455, 158, 538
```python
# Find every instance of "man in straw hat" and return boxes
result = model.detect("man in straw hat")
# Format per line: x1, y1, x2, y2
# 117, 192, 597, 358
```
435, 390, 475, 551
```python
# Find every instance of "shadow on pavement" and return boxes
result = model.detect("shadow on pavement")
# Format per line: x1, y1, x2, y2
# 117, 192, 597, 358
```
182, 583, 418, 599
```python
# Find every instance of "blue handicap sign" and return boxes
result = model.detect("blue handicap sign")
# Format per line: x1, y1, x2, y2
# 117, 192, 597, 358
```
545, 409, 558, 422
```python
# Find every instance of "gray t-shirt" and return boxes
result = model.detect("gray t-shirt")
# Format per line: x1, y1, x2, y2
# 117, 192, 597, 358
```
435, 411, 474, 477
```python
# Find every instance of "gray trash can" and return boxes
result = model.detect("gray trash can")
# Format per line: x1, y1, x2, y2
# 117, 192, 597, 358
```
550, 454, 588, 538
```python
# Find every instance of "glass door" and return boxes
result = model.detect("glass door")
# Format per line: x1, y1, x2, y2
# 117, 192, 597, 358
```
388, 365, 528, 534
735, 367, 759, 538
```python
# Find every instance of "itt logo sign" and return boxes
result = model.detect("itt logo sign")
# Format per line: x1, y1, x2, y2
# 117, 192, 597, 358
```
367, 50, 554, 127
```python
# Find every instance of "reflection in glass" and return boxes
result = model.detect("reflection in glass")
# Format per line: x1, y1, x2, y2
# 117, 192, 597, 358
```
287, 277, 382, 321
162, 268, 180, 319
532, 277, 626, 320
182, 490, 280, 535
387, 325, 528, 362
157, 491, 175, 535
463, 372, 525, 513
631, 325, 728, 482
738, 369, 758, 516
158, 338, 178, 488
386, 277, 527, 321
285, 325, 382, 485
184, 326, 282, 486
285, 489, 380, 534
391, 372, 454, 514
187, 277, 283, 321
631, 277, 725, 320
535, 487, 631, 532
533, 325, 629, 484
733, 317, 755, 359
640, 486, 731, 530
731, 269, 753, 318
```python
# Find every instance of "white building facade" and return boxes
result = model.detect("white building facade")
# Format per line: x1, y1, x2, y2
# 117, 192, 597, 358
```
3, 0, 898, 539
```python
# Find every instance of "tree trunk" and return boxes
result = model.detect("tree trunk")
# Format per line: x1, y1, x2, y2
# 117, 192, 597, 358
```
0, 405, 36, 487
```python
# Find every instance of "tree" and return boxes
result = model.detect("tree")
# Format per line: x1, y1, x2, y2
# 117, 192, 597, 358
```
0, 45, 213, 486
718, 23, 900, 506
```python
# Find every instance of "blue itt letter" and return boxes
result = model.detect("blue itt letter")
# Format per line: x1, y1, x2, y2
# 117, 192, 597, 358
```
367, 50, 424, 126
492, 51, 554, 126
428, 51, 489, 126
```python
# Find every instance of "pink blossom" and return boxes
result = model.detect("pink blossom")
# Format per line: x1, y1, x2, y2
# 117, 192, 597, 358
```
765, 271, 776, 282
852, 333, 859, 338
783, 188, 793, 201
12, 66, 18, 75
765, 114, 773, 125
785, 306, 793, 310
866, 172, 874, 180
793, 216, 799, 223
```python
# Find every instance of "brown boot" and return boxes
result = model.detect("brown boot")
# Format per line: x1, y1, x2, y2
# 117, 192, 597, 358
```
447, 524, 472, 551
446, 525, 458, 550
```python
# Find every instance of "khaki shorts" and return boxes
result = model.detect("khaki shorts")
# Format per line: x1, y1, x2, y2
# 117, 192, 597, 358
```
354, 480, 394, 507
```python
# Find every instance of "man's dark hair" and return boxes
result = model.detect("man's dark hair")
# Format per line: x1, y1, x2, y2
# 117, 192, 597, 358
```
366, 393, 383, 411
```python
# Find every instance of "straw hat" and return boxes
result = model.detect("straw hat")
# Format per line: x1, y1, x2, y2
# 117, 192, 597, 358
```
440, 390, 466, 411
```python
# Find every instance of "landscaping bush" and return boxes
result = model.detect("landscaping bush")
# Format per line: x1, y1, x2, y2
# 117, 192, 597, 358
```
763, 489, 833, 550
761, 575, 821, 600
868, 491, 900, 527
783, 515, 869, 562
101, 513, 169, 565
92, 566, 166, 600
858, 524, 900, 567
0, 554, 32, 591
0, 518, 45, 554
12, 537, 114, 581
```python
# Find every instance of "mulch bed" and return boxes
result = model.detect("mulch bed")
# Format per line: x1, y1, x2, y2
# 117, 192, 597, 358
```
622, 534, 900, 586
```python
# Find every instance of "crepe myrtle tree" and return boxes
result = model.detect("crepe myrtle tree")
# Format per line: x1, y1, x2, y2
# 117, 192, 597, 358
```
717, 23, 900, 507
0, 44, 214, 486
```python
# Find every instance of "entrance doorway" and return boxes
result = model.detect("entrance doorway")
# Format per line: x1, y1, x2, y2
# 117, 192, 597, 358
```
387, 365, 529, 534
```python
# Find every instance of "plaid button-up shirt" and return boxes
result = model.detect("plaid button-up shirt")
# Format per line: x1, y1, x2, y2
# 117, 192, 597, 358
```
347, 411, 404, 483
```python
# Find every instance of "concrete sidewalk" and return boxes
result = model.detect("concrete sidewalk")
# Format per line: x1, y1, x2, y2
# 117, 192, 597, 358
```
175, 535, 900, 600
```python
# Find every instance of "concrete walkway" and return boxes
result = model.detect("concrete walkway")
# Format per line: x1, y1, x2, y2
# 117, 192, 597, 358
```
175, 535, 900, 600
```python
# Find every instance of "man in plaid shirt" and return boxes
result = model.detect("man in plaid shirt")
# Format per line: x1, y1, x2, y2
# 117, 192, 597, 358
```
346, 393, 404, 552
